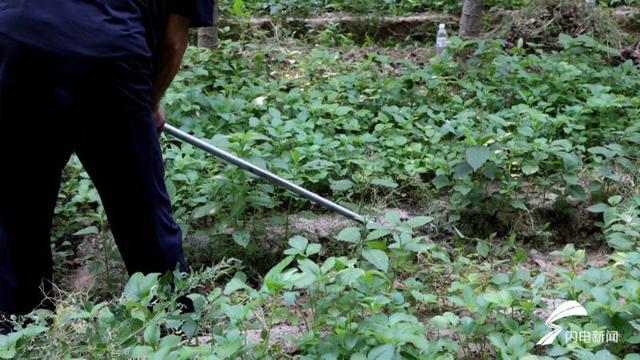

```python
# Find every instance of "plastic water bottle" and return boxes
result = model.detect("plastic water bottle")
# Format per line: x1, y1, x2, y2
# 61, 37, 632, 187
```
585, 0, 596, 6
435, 23, 448, 54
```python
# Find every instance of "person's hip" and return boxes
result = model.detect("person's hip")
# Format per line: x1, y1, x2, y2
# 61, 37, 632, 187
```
0, 37, 154, 113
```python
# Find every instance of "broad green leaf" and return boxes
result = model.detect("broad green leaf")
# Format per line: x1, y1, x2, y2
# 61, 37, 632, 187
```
476, 241, 489, 257
297, 258, 321, 276
432, 250, 451, 264
510, 199, 528, 211
367, 343, 395, 360
181, 318, 198, 338
588, 146, 614, 157
306, 243, 322, 256
337, 227, 361, 243
432, 175, 450, 189
466, 146, 490, 171
517, 126, 534, 137
522, 163, 539, 175
288, 236, 308, 251
165, 179, 178, 204
483, 290, 513, 307
384, 211, 402, 225
491, 273, 509, 285
283, 291, 298, 306
506, 335, 525, 355
453, 162, 474, 178
406, 216, 433, 228
488, 333, 507, 352
230, 0, 246, 16
366, 229, 392, 241
124, 273, 159, 303
130, 346, 153, 358
335, 106, 353, 116
158, 335, 181, 350
556, 151, 581, 170
73, 226, 99, 236
292, 271, 316, 288
16, 326, 48, 338
330, 180, 354, 192
362, 249, 389, 272
429, 312, 460, 330
607, 195, 622, 205
0, 349, 17, 360
321, 257, 336, 274
264, 256, 295, 284
371, 178, 398, 188
591, 287, 609, 304
187, 294, 206, 312
587, 203, 609, 213
592, 350, 617, 360
232, 229, 251, 248
338, 268, 365, 285
390, 135, 408, 146
607, 232, 633, 250
453, 184, 472, 196
268, 107, 281, 120
193, 202, 219, 219
144, 324, 160, 346
563, 174, 579, 185
430, 314, 452, 330
224, 277, 250, 295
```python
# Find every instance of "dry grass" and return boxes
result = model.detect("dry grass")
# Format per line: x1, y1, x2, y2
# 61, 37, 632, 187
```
499, 0, 629, 49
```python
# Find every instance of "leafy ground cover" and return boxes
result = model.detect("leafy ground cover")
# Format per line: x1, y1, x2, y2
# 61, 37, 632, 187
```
3, 24, 640, 360
164, 34, 638, 245
4, 201, 640, 358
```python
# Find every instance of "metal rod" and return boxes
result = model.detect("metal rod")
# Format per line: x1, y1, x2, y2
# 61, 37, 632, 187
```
164, 124, 366, 224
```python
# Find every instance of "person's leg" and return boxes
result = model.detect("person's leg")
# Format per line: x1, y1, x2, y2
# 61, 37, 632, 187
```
0, 41, 74, 320
74, 56, 186, 276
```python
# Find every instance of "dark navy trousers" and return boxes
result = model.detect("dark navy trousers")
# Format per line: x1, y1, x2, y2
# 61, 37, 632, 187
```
0, 39, 185, 316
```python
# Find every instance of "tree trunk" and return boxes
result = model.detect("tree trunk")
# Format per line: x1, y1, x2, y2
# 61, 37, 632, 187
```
459, 0, 484, 38
197, 1, 219, 49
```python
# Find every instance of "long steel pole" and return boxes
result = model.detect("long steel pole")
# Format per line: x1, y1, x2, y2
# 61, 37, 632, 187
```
164, 124, 366, 224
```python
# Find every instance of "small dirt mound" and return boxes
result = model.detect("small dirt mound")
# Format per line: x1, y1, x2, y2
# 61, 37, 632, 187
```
502, 0, 627, 50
